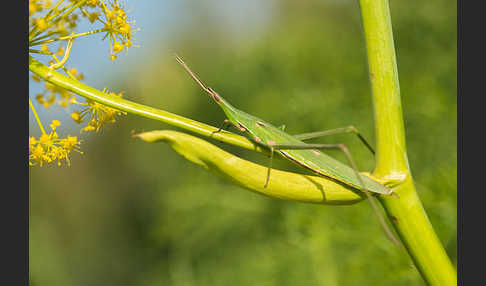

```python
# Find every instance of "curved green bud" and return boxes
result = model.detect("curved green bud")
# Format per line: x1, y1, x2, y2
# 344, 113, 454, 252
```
135, 130, 365, 205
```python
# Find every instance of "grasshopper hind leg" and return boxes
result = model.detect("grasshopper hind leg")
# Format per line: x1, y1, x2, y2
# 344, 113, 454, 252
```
293, 125, 375, 155
334, 143, 402, 247
268, 141, 401, 247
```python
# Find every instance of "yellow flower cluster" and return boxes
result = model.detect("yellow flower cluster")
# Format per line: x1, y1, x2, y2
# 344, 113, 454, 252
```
29, 120, 82, 166
29, 0, 80, 38
29, 0, 53, 19
71, 91, 127, 132
29, 0, 134, 167
98, 0, 135, 60
29, 0, 136, 60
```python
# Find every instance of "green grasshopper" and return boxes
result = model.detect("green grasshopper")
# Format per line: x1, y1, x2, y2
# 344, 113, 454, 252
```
175, 55, 400, 246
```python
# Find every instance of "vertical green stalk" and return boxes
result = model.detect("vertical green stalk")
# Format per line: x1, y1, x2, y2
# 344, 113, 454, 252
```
358, 0, 456, 285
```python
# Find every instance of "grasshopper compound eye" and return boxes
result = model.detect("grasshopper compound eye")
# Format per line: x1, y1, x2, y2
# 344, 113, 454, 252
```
207, 87, 221, 102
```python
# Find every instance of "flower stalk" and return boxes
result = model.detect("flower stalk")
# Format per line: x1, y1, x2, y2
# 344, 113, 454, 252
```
30, 28, 108, 46
29, 98, 46, 135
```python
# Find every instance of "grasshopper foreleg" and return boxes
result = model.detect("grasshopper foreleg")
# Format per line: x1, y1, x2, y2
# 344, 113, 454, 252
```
211, 119, 234, 137
263, 147, 274, 189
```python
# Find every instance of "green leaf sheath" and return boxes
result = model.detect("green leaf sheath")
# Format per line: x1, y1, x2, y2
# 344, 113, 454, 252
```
28, 56, 264, 154
359, 0, 456, 284
135, 130, 365, 205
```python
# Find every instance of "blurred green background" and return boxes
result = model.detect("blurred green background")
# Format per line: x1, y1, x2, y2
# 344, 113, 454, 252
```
29, 0, 456, 285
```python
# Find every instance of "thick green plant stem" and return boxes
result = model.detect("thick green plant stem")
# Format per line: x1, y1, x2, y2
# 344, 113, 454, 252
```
29, 56, 264, 154
358, 0, 456, 284
135, 130, 365, 205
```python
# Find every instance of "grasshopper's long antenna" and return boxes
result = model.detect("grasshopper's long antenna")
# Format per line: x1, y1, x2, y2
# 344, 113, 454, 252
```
175, 54, 214, 95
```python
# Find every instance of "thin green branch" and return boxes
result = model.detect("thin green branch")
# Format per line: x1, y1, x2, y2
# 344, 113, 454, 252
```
30, 29, 108, 47
29, 0, 74, 39
45, 0, 67, 19
29, 55, 264, 154
29, 98, 46, 135
29, 31, 57, 44
29, 49, 53, 55
48, 38, 74, 70
30, 0, 88, 41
